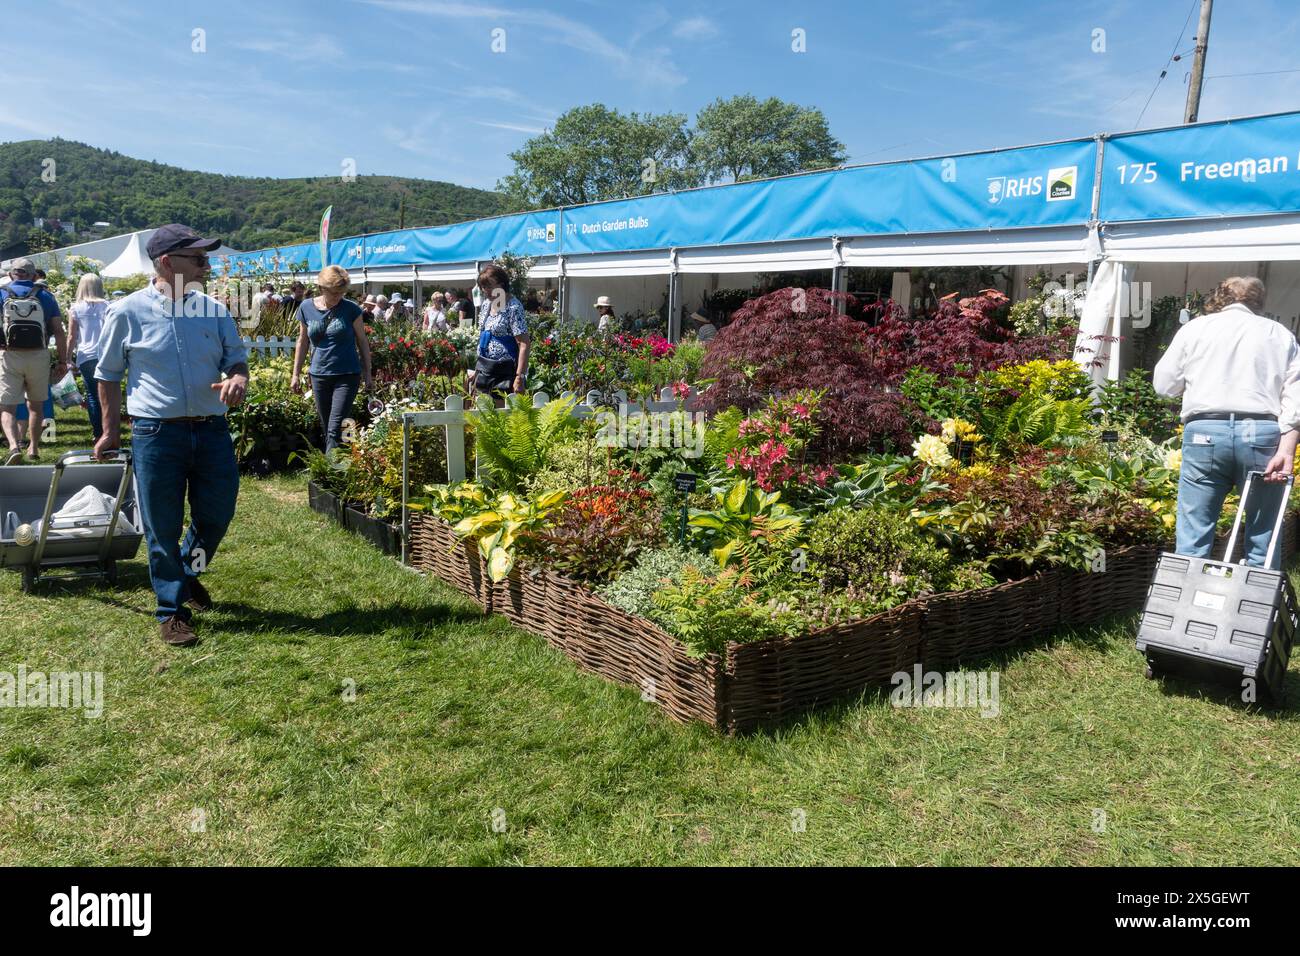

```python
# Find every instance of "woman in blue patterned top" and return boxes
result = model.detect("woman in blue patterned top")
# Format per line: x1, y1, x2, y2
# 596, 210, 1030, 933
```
468, 262, 530, 404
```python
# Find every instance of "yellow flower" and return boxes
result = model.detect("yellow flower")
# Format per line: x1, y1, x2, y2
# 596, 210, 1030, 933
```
912, 433, 954, 469
962, 463, 996, 480
940, 417, 982, 443
1162, 513, 1175, 529
1164, 449, 1182, 471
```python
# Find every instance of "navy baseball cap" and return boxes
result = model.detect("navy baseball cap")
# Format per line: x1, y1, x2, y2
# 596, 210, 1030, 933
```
146, 224, 221, 259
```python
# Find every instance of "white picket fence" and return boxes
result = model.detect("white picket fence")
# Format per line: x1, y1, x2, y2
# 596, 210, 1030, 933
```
398, 386, 701, 562
242, 335, 297, 357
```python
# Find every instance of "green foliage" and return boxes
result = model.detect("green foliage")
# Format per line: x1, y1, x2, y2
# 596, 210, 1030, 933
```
702, 406, 746, 471
898, 365, 982, 424
982, 392, 1093, 452
468, 394, 580, 493
0, 138, 507, 253
687, 479, 806, 578
650, 566, 802, 657
1007, 271, 1085, 337
979, 359, 1093, 404
690, 95, 846, 184
524, 425, 608, 496
598, 545, 710, 621
496, 96, 845, 209
807, 456, 948, 512
451, 489, 568, 582
497, 104, 699, 209
1095, 368, 1181, 442
804, 509, 956, 603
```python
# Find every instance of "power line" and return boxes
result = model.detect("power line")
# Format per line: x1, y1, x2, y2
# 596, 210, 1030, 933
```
1135, 0, 1199, 129
1205, 68, 1300, 78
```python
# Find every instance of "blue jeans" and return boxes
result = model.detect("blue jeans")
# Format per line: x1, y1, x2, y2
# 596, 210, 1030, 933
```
131, 417, 240, 622
78, 360, 103, 441
310, 373, 360, 453
1176, 418, 1287, 569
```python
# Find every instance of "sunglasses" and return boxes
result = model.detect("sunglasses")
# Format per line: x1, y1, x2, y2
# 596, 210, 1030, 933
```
168, 253, 210, 263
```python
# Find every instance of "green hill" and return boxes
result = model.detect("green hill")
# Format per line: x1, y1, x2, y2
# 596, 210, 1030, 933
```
0, 138, 508, 253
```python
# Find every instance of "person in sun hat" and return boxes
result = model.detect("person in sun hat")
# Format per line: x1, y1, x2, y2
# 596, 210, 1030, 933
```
385, 293, 410, 323
1154, 276, 1300, 570
0, 256, 68, 464
93, 224, 249, 648
594, 295, 617, 334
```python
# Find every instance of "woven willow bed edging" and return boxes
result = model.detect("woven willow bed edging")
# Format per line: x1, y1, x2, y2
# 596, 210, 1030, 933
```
407, 512, 1297, 734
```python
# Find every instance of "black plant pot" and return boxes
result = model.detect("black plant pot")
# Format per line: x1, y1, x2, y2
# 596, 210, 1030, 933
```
344, 506, 401, 556
307, 480, 345, 525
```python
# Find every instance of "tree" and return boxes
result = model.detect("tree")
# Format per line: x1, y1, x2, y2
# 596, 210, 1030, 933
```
25, 229, 56, 253
497, 104, 698, 210
690, 95, 846, 185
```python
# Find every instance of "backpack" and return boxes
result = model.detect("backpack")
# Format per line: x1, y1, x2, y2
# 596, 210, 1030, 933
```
2, 289, 47, 350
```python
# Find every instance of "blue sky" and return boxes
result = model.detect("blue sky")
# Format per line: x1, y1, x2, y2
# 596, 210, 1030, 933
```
9, 0, 1300, 191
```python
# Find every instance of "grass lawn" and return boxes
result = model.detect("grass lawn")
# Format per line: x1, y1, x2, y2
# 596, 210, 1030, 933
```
2, 407, 1300, 865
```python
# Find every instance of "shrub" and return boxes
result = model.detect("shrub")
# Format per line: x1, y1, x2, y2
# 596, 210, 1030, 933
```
370, 335, 462, 385
804, 508, 955, 600
701, 286, 1068, 457
522, 485, 665, 582
699, 287, 885, 455
599, 544, 710, 620
722, 391, 836, 493
650, 566, 803, 657
1095, 368, 1181, 442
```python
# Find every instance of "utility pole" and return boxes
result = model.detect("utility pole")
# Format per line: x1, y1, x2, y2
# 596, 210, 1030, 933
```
1184, 0, 1214, 123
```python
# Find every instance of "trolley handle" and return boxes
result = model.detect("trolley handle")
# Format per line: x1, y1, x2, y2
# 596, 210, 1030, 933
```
1223, 470, 1295, 567
57, 449, 130, 469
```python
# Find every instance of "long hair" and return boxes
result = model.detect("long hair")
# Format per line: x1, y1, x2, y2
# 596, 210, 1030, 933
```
75, 273, 106, 303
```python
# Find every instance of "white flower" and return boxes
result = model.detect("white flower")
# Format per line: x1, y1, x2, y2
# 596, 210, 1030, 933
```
912, 433, 954, 469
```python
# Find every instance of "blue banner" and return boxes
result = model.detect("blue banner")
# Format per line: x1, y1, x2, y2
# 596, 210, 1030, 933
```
561, 138, 1096, 254
363, 211, 561, 267
1100, 111, 1300, 222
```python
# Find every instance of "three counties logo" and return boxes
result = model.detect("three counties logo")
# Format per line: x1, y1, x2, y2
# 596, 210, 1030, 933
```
1047, 165, 1078, 201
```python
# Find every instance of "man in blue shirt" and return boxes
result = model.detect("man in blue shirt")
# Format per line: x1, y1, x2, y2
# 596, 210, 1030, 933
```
94, 225, 250, 647
0, 257, 68, 463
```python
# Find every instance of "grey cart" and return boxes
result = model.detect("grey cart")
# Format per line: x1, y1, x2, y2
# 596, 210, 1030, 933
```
1137, 471, 1298, 704
0, 450, 143, 593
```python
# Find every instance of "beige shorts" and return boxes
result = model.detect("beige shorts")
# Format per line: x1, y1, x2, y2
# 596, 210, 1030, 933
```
0, 348, 51, 407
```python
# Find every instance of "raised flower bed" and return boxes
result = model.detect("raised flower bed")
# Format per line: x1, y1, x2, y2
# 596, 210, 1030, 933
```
407, 513, 1263, 733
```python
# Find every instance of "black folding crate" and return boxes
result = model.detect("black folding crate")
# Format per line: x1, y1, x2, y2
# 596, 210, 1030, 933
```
1136, 472, 1297, 705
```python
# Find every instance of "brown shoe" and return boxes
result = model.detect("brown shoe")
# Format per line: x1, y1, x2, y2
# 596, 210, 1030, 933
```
185, 577, 213, 612
160, 616, 198, 647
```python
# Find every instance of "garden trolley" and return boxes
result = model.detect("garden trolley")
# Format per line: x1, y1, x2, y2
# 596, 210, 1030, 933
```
0, 450, 143, 593
1137, 471, 1298, 704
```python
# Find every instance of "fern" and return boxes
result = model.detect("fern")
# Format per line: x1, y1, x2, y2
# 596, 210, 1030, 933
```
984, 393, 1091, 452
469, 395, 578, 492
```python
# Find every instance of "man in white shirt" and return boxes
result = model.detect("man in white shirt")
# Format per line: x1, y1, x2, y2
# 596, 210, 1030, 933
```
1153, 276, 1300, 569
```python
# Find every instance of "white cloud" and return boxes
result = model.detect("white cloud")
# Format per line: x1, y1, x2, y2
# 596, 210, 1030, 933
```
672, 16, 719, 41
473, 119, 548, 134
235, 34, 346, 62
359, 0, 687, 87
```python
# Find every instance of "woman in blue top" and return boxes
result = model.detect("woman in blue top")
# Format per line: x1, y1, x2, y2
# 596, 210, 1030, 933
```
467, 262, 530, 405
290, 266, 372, 453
